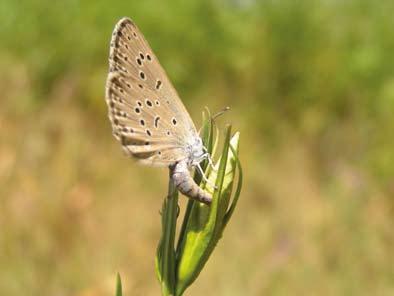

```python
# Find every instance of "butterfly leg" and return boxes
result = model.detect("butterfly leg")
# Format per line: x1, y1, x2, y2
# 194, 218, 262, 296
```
196, 163, 218, 189
202, 147, 218, 171
206, 153, 218, 171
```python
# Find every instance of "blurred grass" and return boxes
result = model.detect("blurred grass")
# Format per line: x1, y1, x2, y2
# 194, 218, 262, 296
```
0, 0, 393, 295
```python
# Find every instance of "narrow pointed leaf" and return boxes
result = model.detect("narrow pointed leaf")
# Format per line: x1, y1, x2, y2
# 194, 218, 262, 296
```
115, 273, 122, 296
156, 175, 178, 295
223, 140, 243, 228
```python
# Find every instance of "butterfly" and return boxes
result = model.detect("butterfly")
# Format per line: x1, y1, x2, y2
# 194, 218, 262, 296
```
105, 17, 213, 204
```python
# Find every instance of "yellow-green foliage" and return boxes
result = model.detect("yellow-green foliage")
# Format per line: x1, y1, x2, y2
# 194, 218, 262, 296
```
0, 0, 393, 295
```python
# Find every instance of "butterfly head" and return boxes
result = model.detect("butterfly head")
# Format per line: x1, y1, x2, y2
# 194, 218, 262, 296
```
186, 136, 208, 167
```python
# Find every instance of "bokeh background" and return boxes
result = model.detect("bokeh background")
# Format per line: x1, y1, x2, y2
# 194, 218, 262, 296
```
1, 0, 393, 295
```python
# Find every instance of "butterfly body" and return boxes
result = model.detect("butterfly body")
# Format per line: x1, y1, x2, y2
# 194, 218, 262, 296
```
105, 17, 212, 204
171, 161, 211, 204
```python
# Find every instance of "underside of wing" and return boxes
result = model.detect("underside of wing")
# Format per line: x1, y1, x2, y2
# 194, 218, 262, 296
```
106, 72, 188, 166
105, 18, 199, 166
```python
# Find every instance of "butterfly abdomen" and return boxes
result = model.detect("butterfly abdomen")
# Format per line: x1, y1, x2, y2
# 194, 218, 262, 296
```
170, 161, 212, 205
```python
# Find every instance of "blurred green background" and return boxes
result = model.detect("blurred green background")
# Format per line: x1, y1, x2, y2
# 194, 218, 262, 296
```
1, 0, 393, 295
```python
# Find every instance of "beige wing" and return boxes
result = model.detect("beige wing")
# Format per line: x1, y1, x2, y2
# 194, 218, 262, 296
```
105, 17, 197, 166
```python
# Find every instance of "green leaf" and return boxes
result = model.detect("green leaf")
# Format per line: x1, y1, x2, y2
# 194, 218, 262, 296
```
176, 109, 214, 256
175, 126, 241, 296
156, 110, 242, 296
223, 139, 243, 228
115, 273, 122, 296
155, 173, 179, 296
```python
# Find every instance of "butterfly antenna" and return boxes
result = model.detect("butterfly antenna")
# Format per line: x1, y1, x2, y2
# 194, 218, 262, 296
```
212, 106, 230, 120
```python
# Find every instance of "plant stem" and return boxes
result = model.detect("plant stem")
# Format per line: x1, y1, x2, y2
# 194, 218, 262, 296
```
160, 171, 179, 296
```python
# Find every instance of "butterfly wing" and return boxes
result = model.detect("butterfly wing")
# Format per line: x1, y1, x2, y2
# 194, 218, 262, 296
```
105, 17, 198, 166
